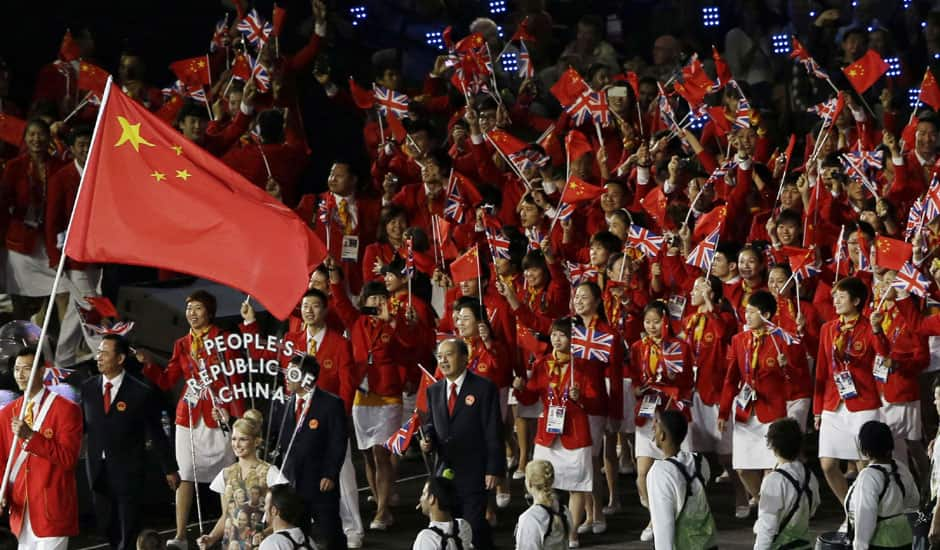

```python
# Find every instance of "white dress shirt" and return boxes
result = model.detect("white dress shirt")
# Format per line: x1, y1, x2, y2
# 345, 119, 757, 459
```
445, 371, 467, 403
647, 450, 713, 550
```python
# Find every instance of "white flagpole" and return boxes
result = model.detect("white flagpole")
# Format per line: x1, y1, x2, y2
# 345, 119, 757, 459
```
0, 77, 115, 505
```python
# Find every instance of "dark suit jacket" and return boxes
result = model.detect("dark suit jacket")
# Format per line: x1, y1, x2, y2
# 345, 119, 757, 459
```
272, 389, 347, 495
81, 372, 176, 495
425, 371, 504, 491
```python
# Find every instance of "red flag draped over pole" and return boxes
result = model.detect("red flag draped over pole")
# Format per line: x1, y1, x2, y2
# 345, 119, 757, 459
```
65, 80, 326, 319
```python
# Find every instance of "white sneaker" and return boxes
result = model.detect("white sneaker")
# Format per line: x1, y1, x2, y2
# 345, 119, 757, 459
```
496, 492, 511, 508
734, 505, 750, 519
568, 539, 580, 548
512, 470, 526, 480
640, 526, 654, 542
602, 502, 621, 515
592, 521, 607, 534
576, 522, 593, 534
346, 533, 363, 549
167, 540, 188, 550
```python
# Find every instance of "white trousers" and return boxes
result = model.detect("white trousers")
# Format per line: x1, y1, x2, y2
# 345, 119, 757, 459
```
339, 440, 364, 537
54, 267, 102, 367
18, 505, 68, 550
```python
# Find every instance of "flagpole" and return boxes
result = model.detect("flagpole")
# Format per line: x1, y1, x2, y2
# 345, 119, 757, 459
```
205, 54, 212, 87
0, 77, 115, 507
62, 91, 94, 124
795, 279, 802, 318
186, 402, 205, 536
476, 245, 484, 309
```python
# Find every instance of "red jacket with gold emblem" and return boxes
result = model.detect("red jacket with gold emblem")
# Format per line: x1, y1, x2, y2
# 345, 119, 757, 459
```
142, 325, 247, 428
1, 154, 67, 254
516, 352, 599, 449
44, 160, 91, 270
719, 329, 792, 423
0, 389, 81, 538
628, 336, 694, 426
873, 297, 928, 404
682, 310, 730, 406
465, 336, 512, 389
814, 316, 888, 415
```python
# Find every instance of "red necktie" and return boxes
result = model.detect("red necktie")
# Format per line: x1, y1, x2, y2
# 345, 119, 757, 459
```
295, 397, 305, 423
104, 381, 113, 414
447, 384, 457, 416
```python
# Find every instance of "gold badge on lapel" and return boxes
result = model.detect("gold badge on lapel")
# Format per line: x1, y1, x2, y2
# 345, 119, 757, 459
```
42, 429, 53, 439
465, 395, 476, 406
766, 358, 777, 368
853, 341, 863, 352
323, 359, 334, 369
308, 419, 319, 430
704, 333, 715, 343
380, 333, 391, 343
116, 402, 127, 412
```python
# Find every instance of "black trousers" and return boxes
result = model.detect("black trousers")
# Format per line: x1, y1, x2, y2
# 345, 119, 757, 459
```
91, 474, 140, 550
305, 487, 346, 550
455, 487, 492, 550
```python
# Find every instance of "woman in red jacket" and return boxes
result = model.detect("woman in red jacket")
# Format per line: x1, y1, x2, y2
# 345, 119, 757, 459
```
628, 300, 694, 542
514, 318, 599, 548
361, 204, 408, 285
329, 274, 418, 530
1, 119, 66, 320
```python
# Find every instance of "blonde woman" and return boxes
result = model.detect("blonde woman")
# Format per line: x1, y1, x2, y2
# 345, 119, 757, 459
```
198, 410, 288, 550
515, 460, 570, 550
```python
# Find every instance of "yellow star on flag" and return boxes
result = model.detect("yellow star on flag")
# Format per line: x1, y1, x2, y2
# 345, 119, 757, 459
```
176, 169, 192, 181
114, 116, 155, 152
150, 171, 166, 182
171, 145, 183, 156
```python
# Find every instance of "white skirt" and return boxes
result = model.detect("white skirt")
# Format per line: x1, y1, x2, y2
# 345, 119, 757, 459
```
732, 414, 775, 470
533, 439, 593, 492
176, 420, 235, 483
819, 404, 881, 460
352, 403, 402, 450
786, 398, 811, 432
7, 246, 57, 297
689, 392, 732, 455
881, 398, 921, 440
514, 399, 543, 419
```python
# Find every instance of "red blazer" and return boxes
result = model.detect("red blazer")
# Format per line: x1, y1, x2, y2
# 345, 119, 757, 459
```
874, 298, 928, 403
719, 330, 791, 423
814, 316, 888, 415
628, 336, 694, 426
201, 110, 251, 157
142, 325, 247, 427
1, 154, 66, 254
0, 390, 81, 538
330, 282, 418, 396
465, 337, 512, 389
682, 310, 730, 406
391, 182, 445, 236
516, 353, 599, 449
222, 140, 307, 207
44, 161, 91, 270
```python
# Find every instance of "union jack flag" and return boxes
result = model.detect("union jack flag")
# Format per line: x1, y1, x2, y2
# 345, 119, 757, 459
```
846, 148, 884, 171
509, 149, 549, 172
247, 54, 270, 93
627, 225, 664, 258
518, 42, 534, 79
657, 83, 679, 131
566, 91, 595, 126
924, 174, 940, 222
704, 161, 736, 187
566, 262, 598, 285
185, 86, 207, 104
686, 227, 720, 271
85, 320, 135, 336
210, 15, 230, 52
444, 183, 466, 223
892, 261, 930, 298
486, 230, 511, 260
733, 96, 751, 129
661, 341, 684, 375
526, 227, 545, 250
571, 325, 614, 362
587, 91, 610, 125
403, 237, 415, 278
373, 85, 410, 119
44, 366, 73, 386
161, 80, 185, 99
765, 321, 800, 345
236, 9, 272, 49
792, 259, 820, 282
905, 198, 925, 241
318, 196, 331, 224
790, 38, 830, 80
807, 97, 839, 126
556, 202, 576, 222
384, 412, 421, 455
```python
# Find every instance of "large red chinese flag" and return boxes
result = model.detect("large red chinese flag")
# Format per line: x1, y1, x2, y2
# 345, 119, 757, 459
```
272, 4, 287, 38
561, 177, 604, 203
842, 49, 888, 94
0, 114, 26, 147
78, 62, 110, 96
919, 68, 940, 111
65, 81, 326, 319
874, 236, 912, 271
450, 245, 481, 284
550, 68, 589, 108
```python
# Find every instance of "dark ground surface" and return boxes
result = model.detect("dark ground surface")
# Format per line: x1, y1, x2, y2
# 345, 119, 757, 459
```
68, 448, 844, 549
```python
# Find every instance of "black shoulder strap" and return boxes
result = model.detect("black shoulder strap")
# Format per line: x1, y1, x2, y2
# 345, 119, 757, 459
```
427, 521, 464, 550
870, 461, 906, 502
276, 531, 312, 550
536, 503, 570, 542
771, 463, 811, 544
666, 454, 698, 508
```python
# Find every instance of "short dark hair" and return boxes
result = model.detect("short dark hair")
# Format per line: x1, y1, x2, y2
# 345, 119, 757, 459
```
748, 290, 777, 318
427, 475, 458, 513
102, 334, 130, 358
269, 484, 306, 527
643, 300, 669, 319
657, 410, 688, 445
766, 418, 802, 461
257, 109, 285, 144
858, 420, 893, 460
66, 124, 93, 145
702, 275, 724, 301
186, 290, 217, 319
833, 277, 868, 309
589, 231, 622, 254
550, 317, 573, 338
455, 300, 485, 322
359, 281, 389, 304
716, 242, 742, 264
289, 353, 320, 380
15, 346, 41, 364
176, 101, 210, 124
136, 529, 162, 550
776, 209, 802, 227
302, 288, 328, 306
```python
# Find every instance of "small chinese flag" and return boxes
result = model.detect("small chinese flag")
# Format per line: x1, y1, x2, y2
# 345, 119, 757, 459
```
348, 78, 375, 110
0, 113, 26, 147
487, 129, 527, 156
65, 80, 326, 319
154, 93, 184, 124
712, 46, 732, 86
842, 49, 889, 94
874, 236, 912, 271
169, 56, 211, 88
85, 296, 119, 318
510, 17, 536, 43
640, 186, 669, 230
450, 245, 481, 284
59, 29, 82, 62
77, 62, 110, 96
705, 106, 731, 137
692, 205, 728, 243
231, 54, 252, 81
550, 68, 589, 108
560, 177, 604, 203
565, 129, 593, 160
919, 68, 940, 111
272, 4, 287, 38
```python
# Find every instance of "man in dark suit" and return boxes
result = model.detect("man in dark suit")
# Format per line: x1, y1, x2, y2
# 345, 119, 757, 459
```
273, 354, 347, 550
81, 334, 179, 550
420, 338, 504, 550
